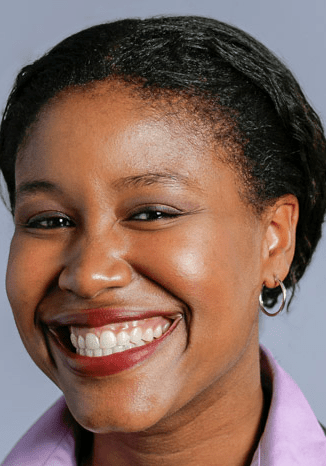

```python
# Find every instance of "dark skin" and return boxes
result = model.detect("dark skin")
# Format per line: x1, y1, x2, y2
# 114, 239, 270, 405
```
7, 83, 299, 465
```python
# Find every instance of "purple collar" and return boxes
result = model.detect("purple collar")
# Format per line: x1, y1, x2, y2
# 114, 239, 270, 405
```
251, 346, 326, 465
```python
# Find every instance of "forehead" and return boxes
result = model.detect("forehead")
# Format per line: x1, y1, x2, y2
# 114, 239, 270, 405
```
16, 83, 223, 179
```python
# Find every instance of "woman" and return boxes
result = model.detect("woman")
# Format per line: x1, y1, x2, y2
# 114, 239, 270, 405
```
1, 16, 325, 466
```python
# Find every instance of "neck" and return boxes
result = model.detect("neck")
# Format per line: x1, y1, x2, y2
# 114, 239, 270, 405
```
88, 345, 268, 466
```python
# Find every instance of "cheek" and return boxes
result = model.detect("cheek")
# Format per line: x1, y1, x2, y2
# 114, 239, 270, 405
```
136, 222, 261, 311
6, 235, 61, 360
6, 235, 63, 306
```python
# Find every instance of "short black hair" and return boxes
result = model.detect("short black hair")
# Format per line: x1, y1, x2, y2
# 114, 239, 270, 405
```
0, 16, 325, 308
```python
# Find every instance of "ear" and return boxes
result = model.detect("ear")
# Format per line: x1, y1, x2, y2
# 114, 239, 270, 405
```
261, 195, 299, 288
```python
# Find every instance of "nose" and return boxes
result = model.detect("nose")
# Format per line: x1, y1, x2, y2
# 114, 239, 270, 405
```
58, 232, 133, 299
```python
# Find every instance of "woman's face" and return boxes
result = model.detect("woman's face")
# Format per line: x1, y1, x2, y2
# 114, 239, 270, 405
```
7, 84, 270, 433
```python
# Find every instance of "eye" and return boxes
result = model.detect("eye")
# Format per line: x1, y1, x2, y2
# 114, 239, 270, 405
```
24, 213, 75, 229
128, 206, 183, 222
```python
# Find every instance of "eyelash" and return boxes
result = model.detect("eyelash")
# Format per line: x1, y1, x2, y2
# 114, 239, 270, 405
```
128, 207, 182, 222
23, 214, 75, 229
22, 207, 182, 229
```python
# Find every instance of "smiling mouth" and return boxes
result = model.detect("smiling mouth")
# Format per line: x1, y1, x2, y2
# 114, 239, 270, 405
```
69, 315, 173, 357
47, 312, 183, 376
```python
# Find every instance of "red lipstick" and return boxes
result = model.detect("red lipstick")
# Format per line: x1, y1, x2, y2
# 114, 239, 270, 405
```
47, 311, 182, 377
45, 308, 180, 328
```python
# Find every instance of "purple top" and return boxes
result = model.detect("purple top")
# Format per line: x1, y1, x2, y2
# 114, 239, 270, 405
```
2, 346, 326, 465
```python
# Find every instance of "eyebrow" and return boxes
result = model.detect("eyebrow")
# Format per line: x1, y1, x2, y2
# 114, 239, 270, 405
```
15, 180, 60, 200
111, 171, 201, 191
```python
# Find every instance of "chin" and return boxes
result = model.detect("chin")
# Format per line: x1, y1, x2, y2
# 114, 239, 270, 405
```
69, 402, 171, 434
62, 384, 177, 435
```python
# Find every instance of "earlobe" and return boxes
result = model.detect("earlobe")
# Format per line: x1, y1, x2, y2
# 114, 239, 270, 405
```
262, 195, 299, 288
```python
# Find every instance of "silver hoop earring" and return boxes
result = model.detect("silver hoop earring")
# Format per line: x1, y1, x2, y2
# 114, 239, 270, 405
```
259, 278, 286, 317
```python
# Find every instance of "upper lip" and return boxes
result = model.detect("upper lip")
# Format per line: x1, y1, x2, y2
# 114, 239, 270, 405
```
43, 308, 182, 329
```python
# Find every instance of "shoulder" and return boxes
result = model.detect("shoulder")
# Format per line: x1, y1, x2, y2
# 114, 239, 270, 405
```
257, 346, 326, 465
2, 397, 79, 466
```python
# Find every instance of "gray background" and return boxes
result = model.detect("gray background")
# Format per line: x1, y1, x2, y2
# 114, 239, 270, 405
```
1, 0, 325, 460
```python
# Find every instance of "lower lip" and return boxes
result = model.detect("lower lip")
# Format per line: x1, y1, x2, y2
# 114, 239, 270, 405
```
50, 318, 181, 377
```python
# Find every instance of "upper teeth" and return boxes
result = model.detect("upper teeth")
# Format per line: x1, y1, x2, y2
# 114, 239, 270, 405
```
70, 317, 172, 357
